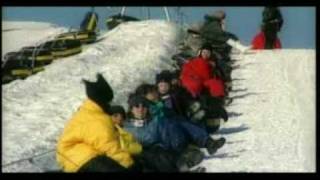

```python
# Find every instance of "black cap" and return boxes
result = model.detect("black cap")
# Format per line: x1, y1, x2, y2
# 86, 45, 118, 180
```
156, 70, 172, 84
109, 105, 126, 119
128, 95, 148, 108
200, 43, 212, 52
135, 84, 157, 96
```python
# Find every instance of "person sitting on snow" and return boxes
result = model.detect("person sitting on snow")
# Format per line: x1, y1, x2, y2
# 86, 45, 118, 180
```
123, 94, 226, 172
136, 82, 228, 135
251, 6, 283, 49
56, 73, 143, 172
109, 105, 181, 172
200, 10, 251, 54
155, 70, 185, 117
135, 82, 228, 137
180, 44, 227, 100
108, 105, 143, 156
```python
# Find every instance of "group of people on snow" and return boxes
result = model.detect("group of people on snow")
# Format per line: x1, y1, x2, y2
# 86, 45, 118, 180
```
55, 7, 283, 173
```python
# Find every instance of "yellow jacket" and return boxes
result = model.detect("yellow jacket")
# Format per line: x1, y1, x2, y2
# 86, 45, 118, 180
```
56, 99, 133, 172
116, 124, 142, 155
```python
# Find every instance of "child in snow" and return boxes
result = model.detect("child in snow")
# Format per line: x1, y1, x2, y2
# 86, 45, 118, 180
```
56, 74, 142, 172
137, 82, 228, 134
251, 6, 283, 49
180, 44, 226, 99
156, 70, 185, 116
109, 105, 180, 172
133, 84, 224, 151
123, 94, 226, 171
109, 105, 142, 156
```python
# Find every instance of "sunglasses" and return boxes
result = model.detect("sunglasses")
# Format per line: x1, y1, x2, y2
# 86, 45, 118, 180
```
132, 103, 148, 108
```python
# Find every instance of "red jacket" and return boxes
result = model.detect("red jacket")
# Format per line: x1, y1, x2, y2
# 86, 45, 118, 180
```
180, 57, 225, 98
251, 31, 282, 49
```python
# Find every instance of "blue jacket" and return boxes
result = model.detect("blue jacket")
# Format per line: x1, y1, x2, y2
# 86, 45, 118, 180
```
124, 115, 209, 153
123, 115, 188, 153
123, 118, 160, 148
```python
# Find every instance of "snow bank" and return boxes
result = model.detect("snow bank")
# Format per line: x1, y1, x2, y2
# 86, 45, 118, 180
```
201, 49, 316, 172
2, 20, 184, 172
2, 21, 67, 59
2, 20, 315, 173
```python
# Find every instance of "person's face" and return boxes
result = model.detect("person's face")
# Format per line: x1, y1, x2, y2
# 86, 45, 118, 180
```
131, 103, 148, 119
111, 113, 124, 127
157, 81, 170, 95
145, 90, 159, 102
201, 49, 211, 60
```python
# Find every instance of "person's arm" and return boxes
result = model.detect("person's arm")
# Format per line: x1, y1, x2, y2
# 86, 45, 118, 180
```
117, 125, 142, 155
85, 117, 134, 168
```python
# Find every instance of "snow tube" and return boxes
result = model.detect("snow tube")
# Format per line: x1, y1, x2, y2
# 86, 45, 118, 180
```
40, 39, 82, 58
2, 51, 46, 84
56, 30, 97, 44
106, 14, 139, 30
21, 46, 54, 66
80, 11, 99, 32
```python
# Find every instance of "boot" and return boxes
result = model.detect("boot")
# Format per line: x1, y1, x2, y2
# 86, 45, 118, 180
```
205, 137, 226, 155
176, 145, 205, 172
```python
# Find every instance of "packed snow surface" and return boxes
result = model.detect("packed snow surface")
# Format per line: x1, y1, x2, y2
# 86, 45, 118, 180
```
2, 21, 315, 172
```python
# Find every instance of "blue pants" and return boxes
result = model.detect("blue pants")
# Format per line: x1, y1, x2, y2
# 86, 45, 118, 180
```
158, 116, 209, 152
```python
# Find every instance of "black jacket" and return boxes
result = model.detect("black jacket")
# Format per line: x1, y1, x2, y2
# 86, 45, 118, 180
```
200, 16, 238, 45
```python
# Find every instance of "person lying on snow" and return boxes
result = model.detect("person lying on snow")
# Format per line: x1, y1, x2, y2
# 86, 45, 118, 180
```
132, 83, 226, 148
200, 10, 251, 54
251, 6, 283, 49
136, 82, 228, 135
109, 105, 182, 172
123, 94, 226, 171
55, 74, 204, 173
180, 44, 228, 101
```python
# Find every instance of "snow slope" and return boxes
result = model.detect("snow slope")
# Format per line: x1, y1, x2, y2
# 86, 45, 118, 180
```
2, 21, 67, 60
2, 20, 315, 172
200, 50, 316, 172
2, 20, 184, 172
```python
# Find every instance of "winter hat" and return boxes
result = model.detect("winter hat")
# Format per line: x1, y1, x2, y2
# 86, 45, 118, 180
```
200, 43, 213, 52
262, 6, 281, 23
156, 70, 172, 84
135, 83, 157, 97
82, 73, 114, 113
206, 10, 226, 21
109, 105, 126, 119
187, 22, 203, 34
128, 94, 148, 108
